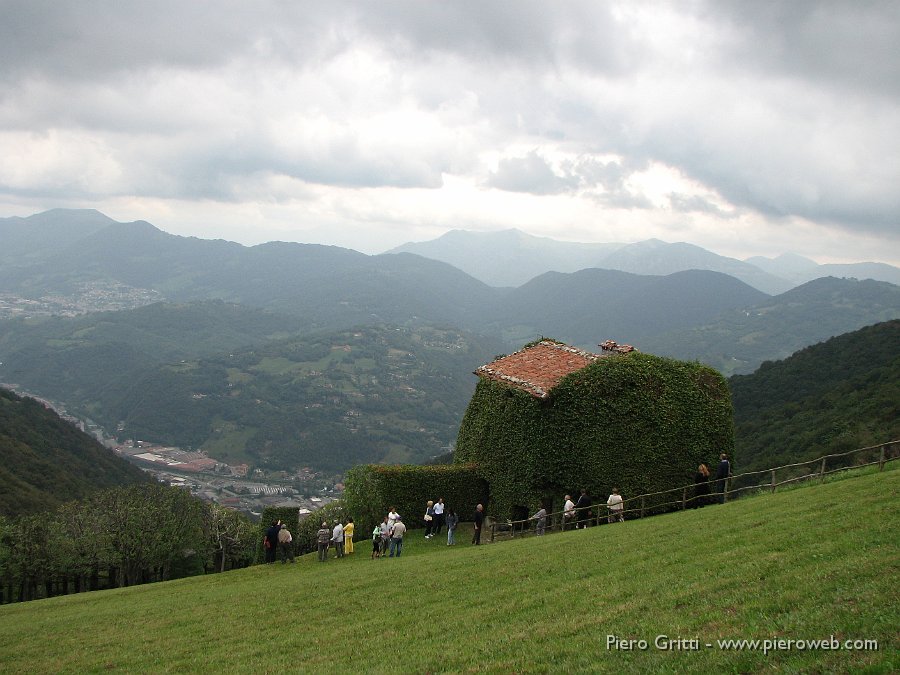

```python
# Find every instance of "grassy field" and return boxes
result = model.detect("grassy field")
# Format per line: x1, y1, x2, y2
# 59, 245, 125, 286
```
1, 467, 897, 674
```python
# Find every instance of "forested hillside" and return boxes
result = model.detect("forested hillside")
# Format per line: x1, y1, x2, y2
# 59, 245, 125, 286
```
1, 319, 505, 472
0, 388, 148, 517
731, 320, 900, 472
644, 277, 900, 375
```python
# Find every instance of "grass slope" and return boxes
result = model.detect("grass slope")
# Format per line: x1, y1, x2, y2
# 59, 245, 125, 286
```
1, 468, 897, 673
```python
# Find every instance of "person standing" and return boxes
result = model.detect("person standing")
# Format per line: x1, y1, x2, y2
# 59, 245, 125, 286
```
387, 507, 399, 526
343, 518, 355, 554
445, 509, 459, 546
264, 520, 281, 564
606, 488, 624, 523
575, 489, 592, 529
715, 453, 731, 504
433, 498, 445, 536
389, 516, 406, 557
531, 506, 547, 536
379, 516, 391, 558
371, 523, 382, 559
424, 500, 435, 538
332, 520, 345, 558
277, 523, 295, 564
563, 495, 575, 531
472, 504, 484, 545
694, 463, 711, 508
316, 522, 331, 562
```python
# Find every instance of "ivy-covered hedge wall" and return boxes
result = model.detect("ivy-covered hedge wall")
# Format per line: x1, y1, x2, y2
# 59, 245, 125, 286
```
342, 463, 488, 536
454, 351, 733, 519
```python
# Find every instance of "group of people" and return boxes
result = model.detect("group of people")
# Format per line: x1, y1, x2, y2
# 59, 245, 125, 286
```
369, 508, 407, 558
421, 498, 468, 545
694, 453, 732, 506
263, 520, 297, 564
314, 518, 356, 562
551, 487, 625, 532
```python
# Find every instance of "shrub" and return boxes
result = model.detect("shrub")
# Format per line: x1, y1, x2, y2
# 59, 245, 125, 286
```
342, 463, 488, 536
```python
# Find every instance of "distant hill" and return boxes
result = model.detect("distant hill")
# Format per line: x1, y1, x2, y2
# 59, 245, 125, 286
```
730, 320, 900, 473
641, 277, 900, 375
747, 253, 900, 287
0, 209, 116, 268
0, 388, 149, 517
0, 211, 498, 333
387, 228, 625, 287
484, 268, 768, 348
390, 227, 900, 293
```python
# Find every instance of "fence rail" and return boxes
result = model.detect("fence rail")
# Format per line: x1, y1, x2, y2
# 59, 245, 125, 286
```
488, 440, 898, 543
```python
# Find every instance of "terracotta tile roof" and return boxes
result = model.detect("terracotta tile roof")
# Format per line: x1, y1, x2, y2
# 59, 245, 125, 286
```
475, 340, 603, 399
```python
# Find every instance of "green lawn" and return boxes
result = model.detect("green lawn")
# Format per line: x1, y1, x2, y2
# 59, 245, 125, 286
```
1, 467, 897, 674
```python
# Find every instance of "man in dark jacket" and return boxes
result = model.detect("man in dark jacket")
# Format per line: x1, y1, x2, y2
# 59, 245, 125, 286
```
264, 520, 281, 564
575, 489, 592, 528
715, 453, 731, 503
472, 504, 484, 545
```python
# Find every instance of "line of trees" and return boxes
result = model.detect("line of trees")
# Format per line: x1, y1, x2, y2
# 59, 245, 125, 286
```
0, 483, 258, 604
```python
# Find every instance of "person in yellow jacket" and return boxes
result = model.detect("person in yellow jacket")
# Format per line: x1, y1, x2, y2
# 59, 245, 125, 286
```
343, 518, 355, 554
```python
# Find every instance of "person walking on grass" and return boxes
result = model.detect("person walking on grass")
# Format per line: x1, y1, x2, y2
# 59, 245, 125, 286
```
607, 488, 624, 523
316, 522, 331, 562
277, 523, 295, 564
343, 518, 354, 554
389, 516, 406, 557
332, 520, 345, 558
446, 509, 459, 546
424, 500, 435, 538
472, 504, 484, 545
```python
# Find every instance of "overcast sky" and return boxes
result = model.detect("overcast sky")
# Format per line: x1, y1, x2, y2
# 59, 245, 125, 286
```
1, 1, 898, 264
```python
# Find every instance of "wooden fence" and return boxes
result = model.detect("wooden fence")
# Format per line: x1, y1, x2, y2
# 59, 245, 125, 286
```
488, 440, 899, 543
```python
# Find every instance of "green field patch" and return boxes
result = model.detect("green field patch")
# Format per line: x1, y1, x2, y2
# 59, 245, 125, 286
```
226, 367, 253, 384
202, 422, 258, 464
251, 356, 304, 375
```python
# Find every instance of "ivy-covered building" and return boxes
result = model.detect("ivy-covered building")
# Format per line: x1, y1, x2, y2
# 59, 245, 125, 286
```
454, 339, 734, 520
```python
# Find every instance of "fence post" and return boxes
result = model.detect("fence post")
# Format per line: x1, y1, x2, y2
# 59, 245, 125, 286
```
490, 522, 495, 543
879, 444, 887, 472
723, 479, 729, 503
820, 456, 827, 483
640, 496, 646, 519
771, 469, 776, 493
682, 487, 687, 510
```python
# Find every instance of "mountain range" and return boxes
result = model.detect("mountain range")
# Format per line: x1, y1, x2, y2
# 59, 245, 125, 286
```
388, 228, 900, 293
1, 208, 898, 473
